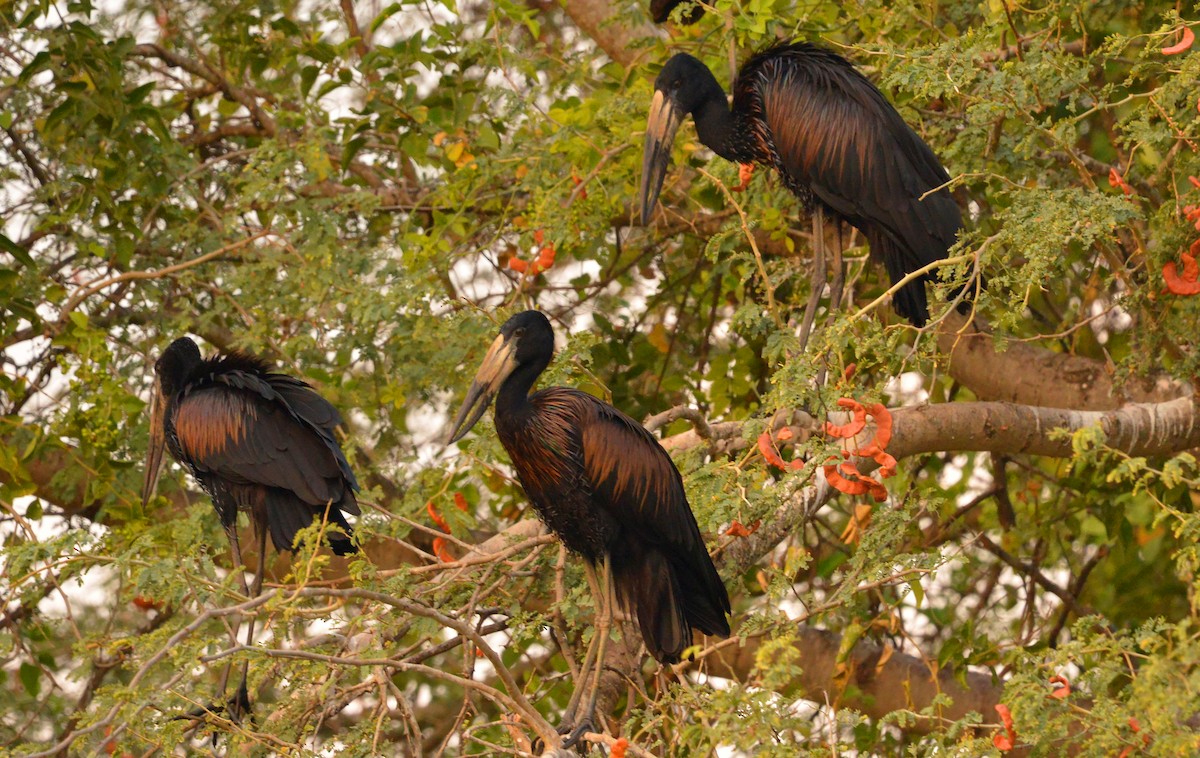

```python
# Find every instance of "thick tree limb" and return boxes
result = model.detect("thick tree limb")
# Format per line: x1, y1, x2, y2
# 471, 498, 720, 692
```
556, 0, 660, 68
936, 312, 1190, 409
887, 395, 1200, 459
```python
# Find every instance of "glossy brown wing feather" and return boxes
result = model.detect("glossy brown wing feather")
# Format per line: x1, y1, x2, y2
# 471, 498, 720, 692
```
174, 391, 255, 460
579, 400, 690, 538
502, 387, 730, 662
173, 386, 348, 506
734, 43, 963, 323
572, 391, 732, 641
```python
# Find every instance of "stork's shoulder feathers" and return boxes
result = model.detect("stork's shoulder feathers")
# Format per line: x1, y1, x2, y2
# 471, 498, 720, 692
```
534, 389, 707, 550
171, 364, 358, 507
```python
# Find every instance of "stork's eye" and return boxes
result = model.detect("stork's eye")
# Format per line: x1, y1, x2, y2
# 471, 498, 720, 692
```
514, 327, 526, 338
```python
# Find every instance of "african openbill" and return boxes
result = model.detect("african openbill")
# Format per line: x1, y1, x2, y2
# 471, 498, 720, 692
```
142, 336, 359, 726
641, 42, 964, 327
446, 311, 730, 744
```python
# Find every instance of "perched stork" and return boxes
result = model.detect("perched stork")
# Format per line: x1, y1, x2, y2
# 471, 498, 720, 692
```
641, 42, 964, 327
447, 311, 730, 744
142, 336, 359, 726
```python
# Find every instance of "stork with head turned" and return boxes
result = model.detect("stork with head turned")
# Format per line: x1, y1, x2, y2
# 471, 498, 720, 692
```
142, 336, 360, 729
641, 41, 965, 332
447, 311, 731, 747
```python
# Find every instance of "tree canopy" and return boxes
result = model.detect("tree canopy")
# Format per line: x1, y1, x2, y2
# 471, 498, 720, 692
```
2, 0, 1199, 755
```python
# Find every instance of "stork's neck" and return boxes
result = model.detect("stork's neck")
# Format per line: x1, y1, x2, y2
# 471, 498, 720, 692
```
691, 82, 755, 164
494, 359, 549, 430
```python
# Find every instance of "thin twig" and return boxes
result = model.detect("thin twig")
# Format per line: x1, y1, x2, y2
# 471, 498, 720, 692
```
57, 230, 270, 324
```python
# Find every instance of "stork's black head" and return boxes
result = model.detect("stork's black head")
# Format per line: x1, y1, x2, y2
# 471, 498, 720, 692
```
155, 336, 203, 396
653, 54, 720, 112
497, 310, 555, 369
143, 336, 202, 508
641, 54, 728, 225
446, 311, 555, 444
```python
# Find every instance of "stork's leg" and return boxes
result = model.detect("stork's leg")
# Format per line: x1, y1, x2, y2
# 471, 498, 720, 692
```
214, 524, 252, 694
563, 555, 612, 749
829, 222, 845, 323
177, 521, 254, 736
559, 561, 604, 728
798, 206, 828, 352
816, 224, 846, 387
226, 520, 268, 723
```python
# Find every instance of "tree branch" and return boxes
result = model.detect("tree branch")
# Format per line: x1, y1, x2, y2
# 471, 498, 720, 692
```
936, 312, 1189, 409
555, 0, 660, 68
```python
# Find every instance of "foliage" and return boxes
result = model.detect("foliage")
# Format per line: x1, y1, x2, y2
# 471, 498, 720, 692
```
1, 0, 1199, 754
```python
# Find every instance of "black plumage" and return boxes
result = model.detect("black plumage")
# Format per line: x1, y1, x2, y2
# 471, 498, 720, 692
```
447, 311, 729, 741
497, 386, 729, 660
142, 336, 359, 724
641, 41, 964, 326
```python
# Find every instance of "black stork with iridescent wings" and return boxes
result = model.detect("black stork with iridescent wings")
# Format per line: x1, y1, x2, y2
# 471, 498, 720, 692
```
640, 41, 964, 327
142, 336, 359, 726
447, 311, 730, 745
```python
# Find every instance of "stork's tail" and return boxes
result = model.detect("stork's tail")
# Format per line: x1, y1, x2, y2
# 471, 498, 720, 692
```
611, 537, 730, 664
264, 489, 358, 556
873, 234, 932, 327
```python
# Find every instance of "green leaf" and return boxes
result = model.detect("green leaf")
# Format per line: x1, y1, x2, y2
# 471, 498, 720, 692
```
370, 2, 405, 32
907, 578, 925, 608
300, 64, 319, 95
0, 233, 35, 268
18, 663, 39, 697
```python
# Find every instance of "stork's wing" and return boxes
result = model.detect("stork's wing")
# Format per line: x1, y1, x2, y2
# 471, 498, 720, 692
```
747, 45, 962, 267
264, 373, 360, 498
173, 372, 353, 509
571, 389, 731, 633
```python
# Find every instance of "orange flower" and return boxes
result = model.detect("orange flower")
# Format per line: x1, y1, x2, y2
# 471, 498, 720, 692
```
825, 459, 889, 502
1163, 249, 1200, 296
1049, 675, 1071, 699
1162, 26, 1195, 55
993, 704, 1017, 751
823, 398, 868, 438
531, 242, 556, 274
427, 501, 450, 532
731, 163, 755, 192
1118, 716, 1151, 756
131, 596, 161, 612
725, 519, 761, 538
758, 430, 803, 471
1109, 168, 1134, 196
428, 498, 464, 563
611, 738, 629, 758
823, 400, 897, 486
